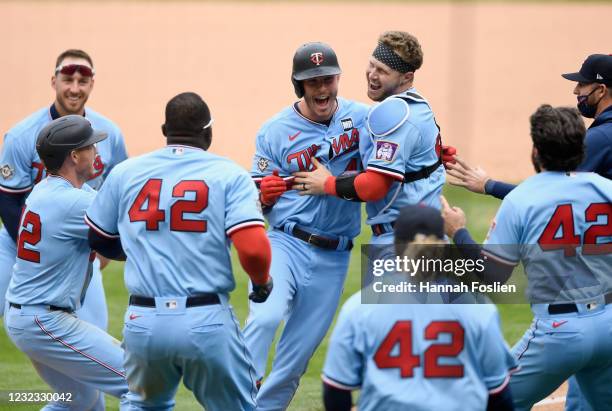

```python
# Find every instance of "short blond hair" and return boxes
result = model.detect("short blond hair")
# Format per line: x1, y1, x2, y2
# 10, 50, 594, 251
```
378, 31, 423, 71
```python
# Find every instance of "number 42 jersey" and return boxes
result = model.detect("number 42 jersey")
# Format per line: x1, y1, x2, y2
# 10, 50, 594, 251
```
323, 292, 517, 411
86, 145, 264, 298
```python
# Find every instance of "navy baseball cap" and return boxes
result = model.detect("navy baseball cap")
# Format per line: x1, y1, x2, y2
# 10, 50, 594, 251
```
394, 205, 444, 242
562, 54, 612, 86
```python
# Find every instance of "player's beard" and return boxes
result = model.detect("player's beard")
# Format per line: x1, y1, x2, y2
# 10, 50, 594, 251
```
531, 149, 542, 173
56, 92, 89, 116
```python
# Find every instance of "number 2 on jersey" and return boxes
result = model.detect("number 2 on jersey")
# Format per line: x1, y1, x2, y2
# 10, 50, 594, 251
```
128, 179, 209, 232
374, 320, 465, 378
17, 211, 42, 263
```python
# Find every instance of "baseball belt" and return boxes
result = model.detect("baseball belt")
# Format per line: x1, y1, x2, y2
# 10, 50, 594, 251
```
279, 225, 353, 251
372, 222, 395, 236
129, 294, 220, 308
548, 292, 612, 315
9, 302, 73, 313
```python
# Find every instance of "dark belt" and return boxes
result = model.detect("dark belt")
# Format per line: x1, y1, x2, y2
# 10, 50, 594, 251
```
372, 222, 395, 236
9, 302, 73, 313
548, 293, 612, 315
280, 225, 352, 251
129, 294, 220, 308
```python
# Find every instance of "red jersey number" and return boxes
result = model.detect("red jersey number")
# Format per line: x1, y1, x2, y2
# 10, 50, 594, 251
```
374, 320, 465, 379
538, 203, 612, 256
17, 211, 42, 263
128, 179, 208, 232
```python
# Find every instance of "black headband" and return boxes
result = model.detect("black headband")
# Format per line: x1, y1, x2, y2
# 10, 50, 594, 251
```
372, 42, 415, 73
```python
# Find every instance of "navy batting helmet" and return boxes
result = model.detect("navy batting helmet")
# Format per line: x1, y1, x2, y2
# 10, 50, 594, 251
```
291, 42, 342, 98
36, 115, 107, 171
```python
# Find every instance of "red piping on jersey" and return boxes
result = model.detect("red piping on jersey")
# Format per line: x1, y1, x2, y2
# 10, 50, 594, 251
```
35, 315, 126, 378
0, 184, 32, 194
84, 215, 120, 239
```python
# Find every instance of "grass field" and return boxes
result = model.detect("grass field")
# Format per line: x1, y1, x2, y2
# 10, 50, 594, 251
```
0, 184, 534, 410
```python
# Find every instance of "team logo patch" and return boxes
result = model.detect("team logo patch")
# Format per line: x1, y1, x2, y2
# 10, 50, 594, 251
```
310, 52, 324, 66
340, 118, 353, 131
1, 164, 14, 180
257, 157, 269, 173
375, 141, 399, 162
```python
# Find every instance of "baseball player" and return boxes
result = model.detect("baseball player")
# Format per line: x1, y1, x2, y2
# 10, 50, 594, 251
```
4, 115, 129, 410
86, 92, 272, 410
322, 205, 516, 411
245, 42, 368, 410
445, 53, 612, 411
0, 49, 128, 331
442, 105, 612, 410
293, 31, 446, 248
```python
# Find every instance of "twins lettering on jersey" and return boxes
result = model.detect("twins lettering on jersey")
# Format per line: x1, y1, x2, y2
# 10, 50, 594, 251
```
286, 128, 360, 171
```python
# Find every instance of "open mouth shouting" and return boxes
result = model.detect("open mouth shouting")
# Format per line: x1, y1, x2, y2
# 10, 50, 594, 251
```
314, 95, 331, 110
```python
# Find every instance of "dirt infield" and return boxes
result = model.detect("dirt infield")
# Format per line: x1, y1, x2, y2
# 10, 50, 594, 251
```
1, 1, 610, 181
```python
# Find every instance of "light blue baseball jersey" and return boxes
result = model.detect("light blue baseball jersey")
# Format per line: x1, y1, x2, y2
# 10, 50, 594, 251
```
251, 97, 368, 239
86, 145, 264, 297
6, 176, 96, 310
483, 172, 612, 303
0, 105, 127, 193
360, 88, 445, 226
0, 105, 128, 242
323, 292, 516, 411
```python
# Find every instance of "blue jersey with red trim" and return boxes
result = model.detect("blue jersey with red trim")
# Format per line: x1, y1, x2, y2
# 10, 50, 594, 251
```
483, 172, 612, 303
0, 105, 127, 244
323, 292, 516, 411
6, 176, 96, 310
360, 88, 445, 226
251, 97, 368, 239
86, 145, 264, 297
0, 105, 127, 193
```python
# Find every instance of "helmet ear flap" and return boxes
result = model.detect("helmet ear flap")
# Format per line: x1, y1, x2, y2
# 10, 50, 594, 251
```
292, 77, 304, 98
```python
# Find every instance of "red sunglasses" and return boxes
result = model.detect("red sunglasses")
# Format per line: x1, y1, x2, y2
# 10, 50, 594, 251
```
54, 64, 95, 77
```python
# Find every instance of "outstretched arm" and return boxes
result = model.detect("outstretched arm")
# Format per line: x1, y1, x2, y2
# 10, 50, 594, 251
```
446, 157, 516, 200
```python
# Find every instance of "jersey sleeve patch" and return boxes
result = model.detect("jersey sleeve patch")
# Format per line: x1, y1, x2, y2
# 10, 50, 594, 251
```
374, 140, 399, 162
1, 164, 15, 180
366, 98, 410, 138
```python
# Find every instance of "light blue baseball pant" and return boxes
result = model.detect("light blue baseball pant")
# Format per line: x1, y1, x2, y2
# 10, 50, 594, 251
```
565, 375, 594, 411
122, 295, 258, 411
0, 231, 108, 331
510, 301, 612, 411
243, 229, 350, 411
4, 304, 129, 410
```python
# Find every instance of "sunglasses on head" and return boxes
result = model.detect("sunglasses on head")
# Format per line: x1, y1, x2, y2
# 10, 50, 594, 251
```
54, 64, 95, 77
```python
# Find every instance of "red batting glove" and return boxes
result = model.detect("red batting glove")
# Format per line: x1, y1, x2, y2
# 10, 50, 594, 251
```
442, 145, 457, 169
260, 170, 288, 206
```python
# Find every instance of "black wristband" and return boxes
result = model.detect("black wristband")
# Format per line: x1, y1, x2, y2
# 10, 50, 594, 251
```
335, 174, 363, 202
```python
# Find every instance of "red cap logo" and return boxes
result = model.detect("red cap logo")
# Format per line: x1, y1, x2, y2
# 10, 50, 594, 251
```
310, 52, 324, 66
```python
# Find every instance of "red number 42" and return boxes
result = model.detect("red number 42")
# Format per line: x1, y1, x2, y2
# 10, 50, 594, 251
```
128, 179, 209, 232
538, 203, 611, 257
374, 320, 465, 378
